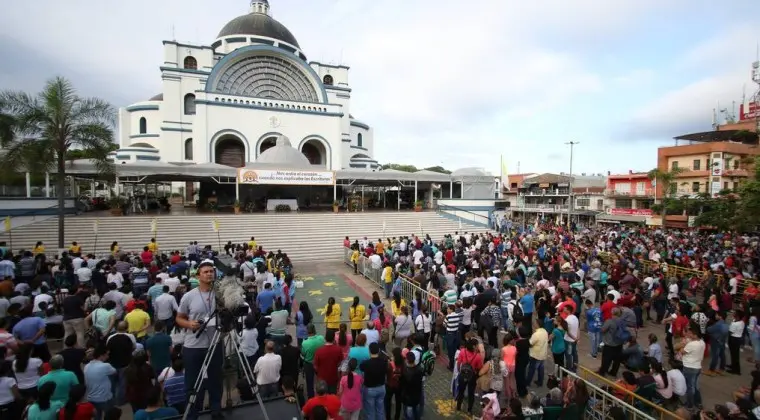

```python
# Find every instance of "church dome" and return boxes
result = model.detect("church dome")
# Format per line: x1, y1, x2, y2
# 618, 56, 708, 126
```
255, 135, 311, 167
217, 12, 300, 48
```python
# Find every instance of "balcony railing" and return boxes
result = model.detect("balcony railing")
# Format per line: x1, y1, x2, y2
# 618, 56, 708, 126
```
723, 169, 750, 177
519, 203, 569, 211
520, 189, 569, 196
604, 190, 654, 198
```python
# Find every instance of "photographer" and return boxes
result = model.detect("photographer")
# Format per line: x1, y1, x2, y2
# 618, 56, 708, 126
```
175, 261, 223, 420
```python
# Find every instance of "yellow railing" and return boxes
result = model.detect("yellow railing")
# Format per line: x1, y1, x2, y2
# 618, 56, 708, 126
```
597, 251, 760, 304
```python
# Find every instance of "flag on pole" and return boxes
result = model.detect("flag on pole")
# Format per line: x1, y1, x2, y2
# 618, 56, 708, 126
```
212, 218, 220, 232
3, 216, 10, 233
501, 156, 510, 192
382, 220, 386, 237
150, 218, 158, 233
459, 218, 463, 230
93, 219, 100, 234
418, 220, 422, 234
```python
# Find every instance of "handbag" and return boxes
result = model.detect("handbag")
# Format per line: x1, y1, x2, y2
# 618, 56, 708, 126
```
84, 310, 101, 342
490, 360, 503, 391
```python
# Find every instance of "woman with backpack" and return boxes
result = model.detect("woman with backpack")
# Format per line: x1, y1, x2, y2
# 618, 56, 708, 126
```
384, 347, 404, 420
414, 305, 432, 346
455, 338, 484, 414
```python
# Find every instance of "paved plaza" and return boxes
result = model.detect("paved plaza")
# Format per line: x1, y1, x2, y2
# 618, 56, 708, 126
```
297, 261, 753, 418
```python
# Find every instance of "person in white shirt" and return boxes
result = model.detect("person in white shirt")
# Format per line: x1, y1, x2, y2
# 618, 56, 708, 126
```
106, 267, 123, 289
369, 253, 382, 270
728, 310, 746, 375
239, 316, 259, 367
163, 273, 180, 293
72, 256, 84, 271
76, 265, 93, 284
155, 269, 170, 284
563, 305, 580, 372
154, 287, 179, 332
32, 290, 54, 313
253, 341, 281, 398
678, 327, 705, 408
414, 308, 432, 343
667, 279, 679, 301
412, 249, 424, 267
360, 322, 380, 345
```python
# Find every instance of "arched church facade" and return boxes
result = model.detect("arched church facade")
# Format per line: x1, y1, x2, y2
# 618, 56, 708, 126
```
115, 0, 378, 171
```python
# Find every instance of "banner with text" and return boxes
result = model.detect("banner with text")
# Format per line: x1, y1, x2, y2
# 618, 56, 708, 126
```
238, 169, 335, 186
610, 208, 653, 216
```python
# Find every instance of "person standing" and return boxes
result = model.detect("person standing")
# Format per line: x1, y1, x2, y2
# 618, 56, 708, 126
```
84, 345, 117, 420
678, 325, 705, 409
705, 311, 729, 375
253, 341, 282, 398
727, 310, 745, 375
400, 351, 424, 420
62, 288, 87, 349
349, 297, 366, 342
153, 287, 178, 333
598, 307, 624, 377
313, 333, 343, 394
300, 324, 325, 399
359, 343, 387, 420
443, 305, 461, 371
585, 299, 603, 359
175, 261, 223, 420
323, 297, 341, 339
525, 318, 548, 387
562, 305, 579, 372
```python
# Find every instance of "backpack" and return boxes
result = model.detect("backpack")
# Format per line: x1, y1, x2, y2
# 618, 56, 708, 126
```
387, 362, 402, 388
380, 324, 390, 343
480, 311, 494, 331
615, 320, 631, 343
511, 301, 524, 321
414, 347, 436, 376
459, 353, 477, 383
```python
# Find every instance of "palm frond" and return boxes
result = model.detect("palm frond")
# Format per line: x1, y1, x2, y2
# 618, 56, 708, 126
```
69, 123, 115, 178
70, 97, 116, 127
0, 112, 15, 147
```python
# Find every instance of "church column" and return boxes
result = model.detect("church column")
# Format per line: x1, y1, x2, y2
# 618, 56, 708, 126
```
449, 180, 453, 199
25, 172, 31, 198
45, 173, 50, 198
414, 181, 418, 206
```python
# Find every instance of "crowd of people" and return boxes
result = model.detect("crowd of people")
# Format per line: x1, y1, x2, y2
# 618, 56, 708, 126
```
340, 225, 760, 419
0, 222, 757, 420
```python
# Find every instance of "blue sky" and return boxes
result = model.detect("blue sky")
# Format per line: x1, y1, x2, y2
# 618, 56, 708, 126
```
0, 0, 758, 176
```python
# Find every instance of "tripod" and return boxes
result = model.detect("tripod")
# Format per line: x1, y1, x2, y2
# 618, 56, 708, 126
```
183, 319, 270, 420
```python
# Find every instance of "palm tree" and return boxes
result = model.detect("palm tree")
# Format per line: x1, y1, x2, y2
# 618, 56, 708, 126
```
0, 77, 115, 247
647, 166, 686, 223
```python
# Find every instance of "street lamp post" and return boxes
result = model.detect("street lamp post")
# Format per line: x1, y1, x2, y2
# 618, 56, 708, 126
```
565, 141, 579, 229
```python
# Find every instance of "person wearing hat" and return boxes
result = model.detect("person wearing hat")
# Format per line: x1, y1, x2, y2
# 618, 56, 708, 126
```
175, 260, 223, 420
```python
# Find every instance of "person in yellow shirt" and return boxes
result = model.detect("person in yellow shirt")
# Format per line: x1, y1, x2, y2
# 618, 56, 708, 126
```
147, 238, 158, 253
348, 297, 366, 340
391, 292, 406, 318
32, 241, 45, 255
350, 248, 360, 275
69, 242, 81, 254
247, 236, 257, 250
324, 297, 341, 338
125, 302, 151, 340
110, 241, 119, 255
382, 264, 393, 298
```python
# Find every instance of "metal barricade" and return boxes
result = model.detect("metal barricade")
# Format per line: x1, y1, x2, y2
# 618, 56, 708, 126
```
554, 365, 678, 420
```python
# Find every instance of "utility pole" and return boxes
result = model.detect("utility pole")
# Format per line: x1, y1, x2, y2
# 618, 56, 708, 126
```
565, 141, 579, 229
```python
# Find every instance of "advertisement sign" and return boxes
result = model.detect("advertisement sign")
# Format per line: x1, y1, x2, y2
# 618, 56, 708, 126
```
238, 169, 335, 186
712, 154, 723, 176
610, 208, 653, 216
740, 101, 760, 121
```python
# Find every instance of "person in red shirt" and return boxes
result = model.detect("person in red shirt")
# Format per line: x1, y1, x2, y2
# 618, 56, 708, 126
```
600, 293, 617, 321
456, 338, 484, 413
59, 384, 95, 420
301, 380, 341, 420
140, 247, 153, 266
170, 251, 181, 265
312, 333, 344, 394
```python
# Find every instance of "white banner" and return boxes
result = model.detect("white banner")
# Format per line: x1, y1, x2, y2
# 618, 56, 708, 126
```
238, 169, 335, 186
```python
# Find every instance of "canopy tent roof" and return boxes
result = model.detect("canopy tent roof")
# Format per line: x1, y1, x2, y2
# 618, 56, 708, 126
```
61, 160, 459, 183
674, 129, 759, 144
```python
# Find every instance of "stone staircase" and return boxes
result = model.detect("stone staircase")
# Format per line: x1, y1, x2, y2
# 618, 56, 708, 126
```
0, 212, 489, 262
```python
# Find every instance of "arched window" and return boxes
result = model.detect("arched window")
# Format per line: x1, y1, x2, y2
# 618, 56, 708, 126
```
357, 133, 363, 147
139, 117, 147, 134
184, 56, 198, 70
323, 74, 333, 85
184, 138, 193, 160
184, 93, 196, 115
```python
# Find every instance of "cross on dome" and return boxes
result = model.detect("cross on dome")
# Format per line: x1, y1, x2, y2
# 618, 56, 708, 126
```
250, 0, 270, 15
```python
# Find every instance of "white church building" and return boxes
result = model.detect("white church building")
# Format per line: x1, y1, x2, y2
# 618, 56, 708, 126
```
114, 0, 379, 171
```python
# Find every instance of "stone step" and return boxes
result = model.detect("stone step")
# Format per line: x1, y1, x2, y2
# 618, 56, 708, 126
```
0, 212, 488, 262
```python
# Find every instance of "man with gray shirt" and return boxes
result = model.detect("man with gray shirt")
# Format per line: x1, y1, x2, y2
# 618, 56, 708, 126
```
176, 260, 223, 420
598, 307, 624, 377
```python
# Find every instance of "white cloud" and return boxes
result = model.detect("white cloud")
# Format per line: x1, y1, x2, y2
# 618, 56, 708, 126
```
0, 0, 755, 174
623, 25, 760, 141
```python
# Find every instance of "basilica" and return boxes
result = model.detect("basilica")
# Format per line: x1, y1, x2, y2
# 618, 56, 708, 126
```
114, 0, 378, 172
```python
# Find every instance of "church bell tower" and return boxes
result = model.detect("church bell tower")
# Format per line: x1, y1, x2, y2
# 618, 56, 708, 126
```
250, 0, 270, 15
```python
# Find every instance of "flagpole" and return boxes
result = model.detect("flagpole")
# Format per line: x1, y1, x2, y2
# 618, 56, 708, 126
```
500, 155, 503, 199
93, 219, 99, 255
4, 216, 12, 253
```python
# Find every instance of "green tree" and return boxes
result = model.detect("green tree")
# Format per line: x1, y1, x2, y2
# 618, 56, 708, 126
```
693, 190, 740, 231
381, 163, 419, 172
0, 77, 115, 247
647, 166, 686, 227
733, 155, 760, 231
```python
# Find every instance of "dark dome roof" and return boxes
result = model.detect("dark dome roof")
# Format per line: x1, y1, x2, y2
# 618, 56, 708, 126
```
217, 13, 299, 48
149, 93, 163, 101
